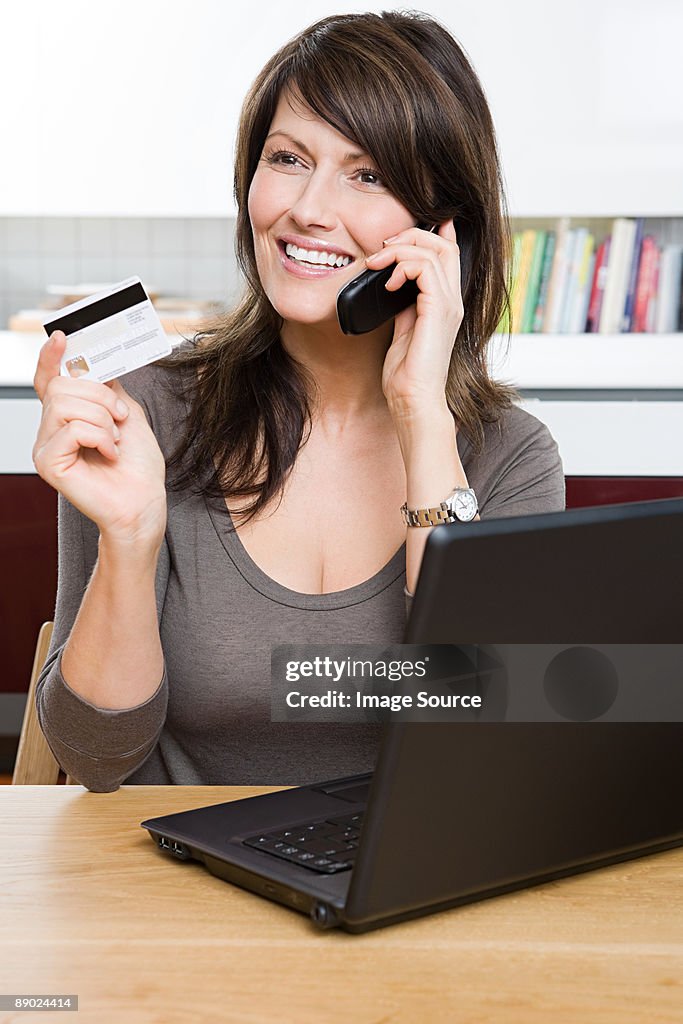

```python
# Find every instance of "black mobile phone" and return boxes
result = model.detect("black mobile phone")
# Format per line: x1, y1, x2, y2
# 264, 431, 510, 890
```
336, 221, 436, 335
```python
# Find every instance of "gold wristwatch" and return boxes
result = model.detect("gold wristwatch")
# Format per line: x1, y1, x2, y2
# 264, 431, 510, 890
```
401, 486, 478, 527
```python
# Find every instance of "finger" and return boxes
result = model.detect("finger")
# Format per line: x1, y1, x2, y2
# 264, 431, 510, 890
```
367, 242, 444, 271
438, 218, 458, 242
34, 331, 67, 402
106, 378, 132, 420
42, 375, 131, 423
376, 230, 462, 298
381, 224, 455, 252
33, 419, 120, 477
383, 252, 451, 297
380, 223, 461, 280
385, 260, 464, 323
36, 393, 122, 453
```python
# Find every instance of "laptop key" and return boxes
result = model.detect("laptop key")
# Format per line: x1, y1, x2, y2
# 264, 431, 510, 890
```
243, 835, 275, 848
242, 835, 355, 872
291, 838, 341, 856
267, 829, 300, 841
325, 813, 364, 828
326, 832, 359, 845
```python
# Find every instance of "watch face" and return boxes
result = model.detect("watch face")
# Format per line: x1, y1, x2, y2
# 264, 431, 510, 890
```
453, 490, 478, 522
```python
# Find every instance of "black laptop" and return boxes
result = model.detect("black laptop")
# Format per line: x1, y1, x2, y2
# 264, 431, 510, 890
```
141, 497, 683, 932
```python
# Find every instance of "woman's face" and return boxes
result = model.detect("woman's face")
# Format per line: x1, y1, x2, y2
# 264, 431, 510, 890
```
248, 86, 415, 330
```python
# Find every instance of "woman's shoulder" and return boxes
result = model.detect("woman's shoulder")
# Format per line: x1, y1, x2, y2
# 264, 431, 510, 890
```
480, 401, 559, 458
462, 401, 565, 518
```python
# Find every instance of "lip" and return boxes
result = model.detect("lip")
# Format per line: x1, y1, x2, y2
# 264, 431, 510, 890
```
278, 234, 355, 258
277, 240, 355, 279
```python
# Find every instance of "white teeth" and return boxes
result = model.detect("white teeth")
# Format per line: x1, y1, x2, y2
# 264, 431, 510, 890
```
284, 242, 351, 268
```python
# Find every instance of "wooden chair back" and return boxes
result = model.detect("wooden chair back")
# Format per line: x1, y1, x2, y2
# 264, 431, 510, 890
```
12, 622, 75, 785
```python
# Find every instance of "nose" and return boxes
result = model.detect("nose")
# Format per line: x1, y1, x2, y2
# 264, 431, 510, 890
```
288, 166, 338, 231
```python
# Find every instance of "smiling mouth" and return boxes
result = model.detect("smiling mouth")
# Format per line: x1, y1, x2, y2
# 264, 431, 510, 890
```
278, 240, 354, 270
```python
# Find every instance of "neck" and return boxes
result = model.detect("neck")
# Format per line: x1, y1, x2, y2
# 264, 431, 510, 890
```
280, 317, 394, 431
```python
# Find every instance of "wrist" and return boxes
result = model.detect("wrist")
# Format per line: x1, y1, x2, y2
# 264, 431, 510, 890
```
392, 404, 455, 458
387, 391, 450, 423
98, 528, 164, 569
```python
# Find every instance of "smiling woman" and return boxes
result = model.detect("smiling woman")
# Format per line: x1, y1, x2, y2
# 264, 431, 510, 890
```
247, 84, 420, 335
32, 10, 565, 792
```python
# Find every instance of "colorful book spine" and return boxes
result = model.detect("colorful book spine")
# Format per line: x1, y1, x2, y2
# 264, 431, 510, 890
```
599, 218, 636, 334
542, 218, 572, 334
654, 244, 683, 333
532, 231, 556, 332
521, 230, 547, 332
510, 230, 536, 332
633, 236, 657, 333
568, 233, 596, 334
586, 237, 609, 333
559, 229, 589, 333
575, 250, 597, 334
621, 217, 645, 332
645, 247, 661, 333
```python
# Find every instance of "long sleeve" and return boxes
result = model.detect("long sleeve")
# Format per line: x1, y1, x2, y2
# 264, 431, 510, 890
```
35, 493, 171, 791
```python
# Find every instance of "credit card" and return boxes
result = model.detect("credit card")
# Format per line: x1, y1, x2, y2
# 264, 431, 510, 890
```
42, 276, 172, 383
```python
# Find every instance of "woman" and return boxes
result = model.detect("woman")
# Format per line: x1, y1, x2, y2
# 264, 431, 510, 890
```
32, 11, 564, 792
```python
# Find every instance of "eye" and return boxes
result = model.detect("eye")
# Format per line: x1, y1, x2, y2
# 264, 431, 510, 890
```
265, 148, 301, 167
354, 167, 385, 188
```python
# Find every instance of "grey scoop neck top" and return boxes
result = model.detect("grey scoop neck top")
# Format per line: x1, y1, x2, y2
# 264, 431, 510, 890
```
35, 345, 565, 792
205, 494, 407, 611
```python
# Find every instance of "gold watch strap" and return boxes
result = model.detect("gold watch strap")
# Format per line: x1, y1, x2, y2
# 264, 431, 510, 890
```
400, 501, 456, 528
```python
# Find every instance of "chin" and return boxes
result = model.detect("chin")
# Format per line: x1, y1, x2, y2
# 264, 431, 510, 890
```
271, 295, 339, 329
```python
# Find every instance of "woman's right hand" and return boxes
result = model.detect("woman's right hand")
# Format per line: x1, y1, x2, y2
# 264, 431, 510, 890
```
32, 331, 168, 548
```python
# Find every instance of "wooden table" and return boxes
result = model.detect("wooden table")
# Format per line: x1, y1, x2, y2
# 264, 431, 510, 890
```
2, 787, 682, 1024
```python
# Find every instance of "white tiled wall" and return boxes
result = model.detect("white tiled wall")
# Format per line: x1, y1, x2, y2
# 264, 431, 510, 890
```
0, 217, 244, 329
2, 215, 682, 332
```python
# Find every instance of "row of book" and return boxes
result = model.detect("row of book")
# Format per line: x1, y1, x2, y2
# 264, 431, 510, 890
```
495, 218, 683, 335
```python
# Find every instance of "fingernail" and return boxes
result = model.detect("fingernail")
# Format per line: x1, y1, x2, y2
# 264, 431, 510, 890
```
115, 400, 129, 417
113, 425, 121, 440
383, 235, 399, 244
366, 252, 380, 262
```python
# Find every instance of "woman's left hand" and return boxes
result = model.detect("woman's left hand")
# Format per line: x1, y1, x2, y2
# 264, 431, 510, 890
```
371, 219, 465, 422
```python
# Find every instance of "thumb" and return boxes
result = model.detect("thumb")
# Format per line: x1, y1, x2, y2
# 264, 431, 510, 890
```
34, 330, 67, 402
107, 376, 137, 417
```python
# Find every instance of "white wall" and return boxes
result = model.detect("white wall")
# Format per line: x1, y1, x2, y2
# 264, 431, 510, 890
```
3, 0, 682, 217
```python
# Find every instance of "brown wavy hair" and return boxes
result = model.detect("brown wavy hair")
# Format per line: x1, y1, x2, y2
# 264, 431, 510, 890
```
156, 9, 518, 525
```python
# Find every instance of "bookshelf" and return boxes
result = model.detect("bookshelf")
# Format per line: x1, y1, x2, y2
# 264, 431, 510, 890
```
488, 333, 683, 389
490, 216, 683, 484
499, 216, 683, 340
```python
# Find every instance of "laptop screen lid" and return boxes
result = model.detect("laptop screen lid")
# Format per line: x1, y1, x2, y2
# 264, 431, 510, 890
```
405, 497, 683, 644
341, 498, 683, 930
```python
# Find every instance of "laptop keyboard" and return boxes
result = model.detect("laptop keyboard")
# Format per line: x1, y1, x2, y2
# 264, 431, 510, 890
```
243, 811, 364, 874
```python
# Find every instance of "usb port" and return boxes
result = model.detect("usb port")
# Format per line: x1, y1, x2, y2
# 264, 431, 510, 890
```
159, 836, 171, 850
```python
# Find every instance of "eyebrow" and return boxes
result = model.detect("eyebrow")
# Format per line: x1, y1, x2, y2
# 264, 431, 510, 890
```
264, 130, 367, 163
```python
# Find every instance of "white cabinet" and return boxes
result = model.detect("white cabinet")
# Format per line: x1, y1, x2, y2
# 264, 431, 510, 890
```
3, 0, 682, 217
4, 331, 683, 475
